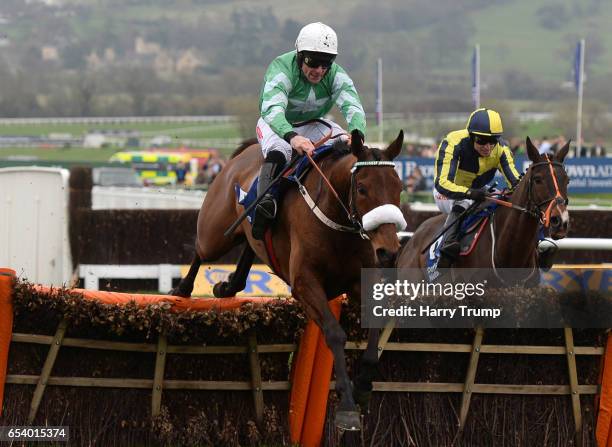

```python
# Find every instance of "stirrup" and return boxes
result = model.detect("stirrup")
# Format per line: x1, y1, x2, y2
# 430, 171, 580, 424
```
252, 198, 277, 240
257, 196, 277, 219
440, 241, 460, 259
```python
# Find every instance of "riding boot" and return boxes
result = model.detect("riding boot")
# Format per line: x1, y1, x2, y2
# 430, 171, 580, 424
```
252, 151, 286, 240
438, 206, 464, 268
537, 239, 558, 272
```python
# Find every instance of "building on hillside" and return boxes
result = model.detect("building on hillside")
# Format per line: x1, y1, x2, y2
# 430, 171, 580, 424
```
176, 49, 204, 75
104, 48, 116, 62
135, 37, 161, 55
41, 46, 59, 61
86, 52, 103, 70
154, 51, 175, 77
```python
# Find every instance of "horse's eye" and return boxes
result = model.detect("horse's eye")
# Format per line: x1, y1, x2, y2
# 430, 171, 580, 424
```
533, 176, 543, 184
357, 184, 367, 195
565, 198, 569, 205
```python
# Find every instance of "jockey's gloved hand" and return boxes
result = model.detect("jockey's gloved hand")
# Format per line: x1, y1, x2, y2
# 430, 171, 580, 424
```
354, 130, 365, 144
466, 188, 487, 202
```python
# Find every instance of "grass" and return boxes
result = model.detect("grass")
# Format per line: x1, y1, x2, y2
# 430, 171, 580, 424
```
0, 121, 241, 139
0, 146, 119, 162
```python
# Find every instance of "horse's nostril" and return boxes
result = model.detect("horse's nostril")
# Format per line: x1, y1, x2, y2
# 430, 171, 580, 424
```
550, 216, 561, 227
376, 248, 396, 266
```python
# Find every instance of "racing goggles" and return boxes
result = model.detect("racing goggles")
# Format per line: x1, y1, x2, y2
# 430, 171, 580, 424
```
474, 135, 499, 146
302, 52, 336, 69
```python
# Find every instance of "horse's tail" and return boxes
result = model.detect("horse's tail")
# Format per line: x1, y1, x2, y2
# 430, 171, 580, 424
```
230, 138, 259, 159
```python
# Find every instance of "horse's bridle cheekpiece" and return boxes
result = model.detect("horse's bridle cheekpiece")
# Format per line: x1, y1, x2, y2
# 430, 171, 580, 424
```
525, 155, 567, 228
296, 159, 407, 240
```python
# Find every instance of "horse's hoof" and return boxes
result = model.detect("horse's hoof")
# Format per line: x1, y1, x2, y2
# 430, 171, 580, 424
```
213, 281, 234, 298
169, 285, 192, 298
335, 410, 361, 431
353, 388, 372, 411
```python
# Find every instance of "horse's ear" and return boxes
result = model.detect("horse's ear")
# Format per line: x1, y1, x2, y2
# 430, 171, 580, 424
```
384, 130, 404, 161
556, 140, 570, 163
350, 129, 364, 156
526, 136, 540, 163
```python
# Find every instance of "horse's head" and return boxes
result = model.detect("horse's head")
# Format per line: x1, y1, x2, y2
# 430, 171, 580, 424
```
524, 136, 570, 239
348, 129, 406, 267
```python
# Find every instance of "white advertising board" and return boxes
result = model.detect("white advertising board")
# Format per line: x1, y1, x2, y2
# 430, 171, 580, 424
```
0, 167, 72, 285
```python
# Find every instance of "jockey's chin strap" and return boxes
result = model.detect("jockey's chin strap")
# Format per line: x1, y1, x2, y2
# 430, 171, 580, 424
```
485, 155, 566, 228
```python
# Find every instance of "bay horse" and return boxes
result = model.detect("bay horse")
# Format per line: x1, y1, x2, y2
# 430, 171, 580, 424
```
171, 129, 407, 431
397, 137, 570, 278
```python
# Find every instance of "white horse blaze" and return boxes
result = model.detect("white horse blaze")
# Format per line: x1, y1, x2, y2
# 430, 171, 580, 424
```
362, 204, 407, 232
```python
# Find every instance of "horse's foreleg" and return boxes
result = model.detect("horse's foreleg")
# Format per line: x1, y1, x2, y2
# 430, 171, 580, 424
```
170, 252, 201, 297
213, 244, 255, 298
319, 308, 361, 431
353, 327, 380, 411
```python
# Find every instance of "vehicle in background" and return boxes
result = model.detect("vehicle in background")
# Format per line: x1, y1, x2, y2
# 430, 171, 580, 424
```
92, 167, 142, 187
109, 150, 194, 186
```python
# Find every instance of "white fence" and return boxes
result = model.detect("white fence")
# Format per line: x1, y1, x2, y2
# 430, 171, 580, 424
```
79, 237, 612, 292
80, 264, 181, 293
92, 186, 205, 210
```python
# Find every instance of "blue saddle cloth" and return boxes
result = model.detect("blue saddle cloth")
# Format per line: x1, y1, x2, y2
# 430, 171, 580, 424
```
234, 144, 336, 223
425, 203, 499, 282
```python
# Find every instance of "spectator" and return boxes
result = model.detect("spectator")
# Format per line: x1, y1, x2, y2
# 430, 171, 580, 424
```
405, 165, 426, 193
421, 143, 436, 158
578, 138, 590, 157
174, 161, 187, 184
591, 138, 607, 157
538, 136, 552, 155
550, 135, 567, 156
509, 137, 524, 156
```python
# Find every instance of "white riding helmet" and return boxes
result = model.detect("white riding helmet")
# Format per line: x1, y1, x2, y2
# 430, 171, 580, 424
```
295, 22, 338, 55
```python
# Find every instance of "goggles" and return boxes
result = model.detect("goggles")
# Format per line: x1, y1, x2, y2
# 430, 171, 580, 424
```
474, 135, 499, 146
302, 53, 335, 69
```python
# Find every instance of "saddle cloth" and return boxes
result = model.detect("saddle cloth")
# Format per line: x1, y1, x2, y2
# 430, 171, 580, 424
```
234, 144, 336, 223
425, 203, 499, 282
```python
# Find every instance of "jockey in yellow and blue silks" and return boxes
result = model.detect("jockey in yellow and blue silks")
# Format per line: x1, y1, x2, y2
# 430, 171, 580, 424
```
433, 108, 521, 266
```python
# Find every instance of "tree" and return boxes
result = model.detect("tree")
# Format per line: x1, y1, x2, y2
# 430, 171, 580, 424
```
536, 4, 568, 30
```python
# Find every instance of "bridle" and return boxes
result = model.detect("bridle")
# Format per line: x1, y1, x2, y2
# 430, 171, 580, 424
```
524, 155, 568, 228
348, 160, 398, 238
297, 152, 402, 240
490, 155, 568, 228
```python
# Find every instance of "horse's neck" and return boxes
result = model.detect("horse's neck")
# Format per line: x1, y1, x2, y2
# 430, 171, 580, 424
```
492, 180, 539, 268
315, 155, 355, 216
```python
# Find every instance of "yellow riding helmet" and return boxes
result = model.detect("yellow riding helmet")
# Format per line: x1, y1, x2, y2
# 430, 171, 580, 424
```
466, 108, 503, 137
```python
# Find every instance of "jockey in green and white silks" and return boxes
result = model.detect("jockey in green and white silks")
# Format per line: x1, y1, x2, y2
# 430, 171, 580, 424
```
252, 22, 367, 240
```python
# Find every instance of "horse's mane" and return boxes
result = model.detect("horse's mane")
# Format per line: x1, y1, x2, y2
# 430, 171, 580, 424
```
230, 138, 259, 159
329, 139, 383, 161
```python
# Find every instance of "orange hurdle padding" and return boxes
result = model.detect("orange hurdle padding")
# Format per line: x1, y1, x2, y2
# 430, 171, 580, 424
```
300, 296, 343, 447
32, 285, 283, 311
0, 268, 16, 417
597, 332, 612, 446
289, 318, 322, 444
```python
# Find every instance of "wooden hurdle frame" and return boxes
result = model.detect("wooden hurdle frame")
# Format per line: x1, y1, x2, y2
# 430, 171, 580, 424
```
1, 272, 611, 447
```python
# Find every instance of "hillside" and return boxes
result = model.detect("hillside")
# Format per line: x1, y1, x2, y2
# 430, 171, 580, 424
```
0, 0, 610, 119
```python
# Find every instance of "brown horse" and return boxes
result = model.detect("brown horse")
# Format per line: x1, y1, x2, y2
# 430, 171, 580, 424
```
171, 129, 406, 430
397, 137, 570, 278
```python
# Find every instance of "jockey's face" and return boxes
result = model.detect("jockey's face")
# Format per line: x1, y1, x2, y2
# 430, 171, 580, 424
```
473, 139, 496, 157
301, 63, 328, 84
